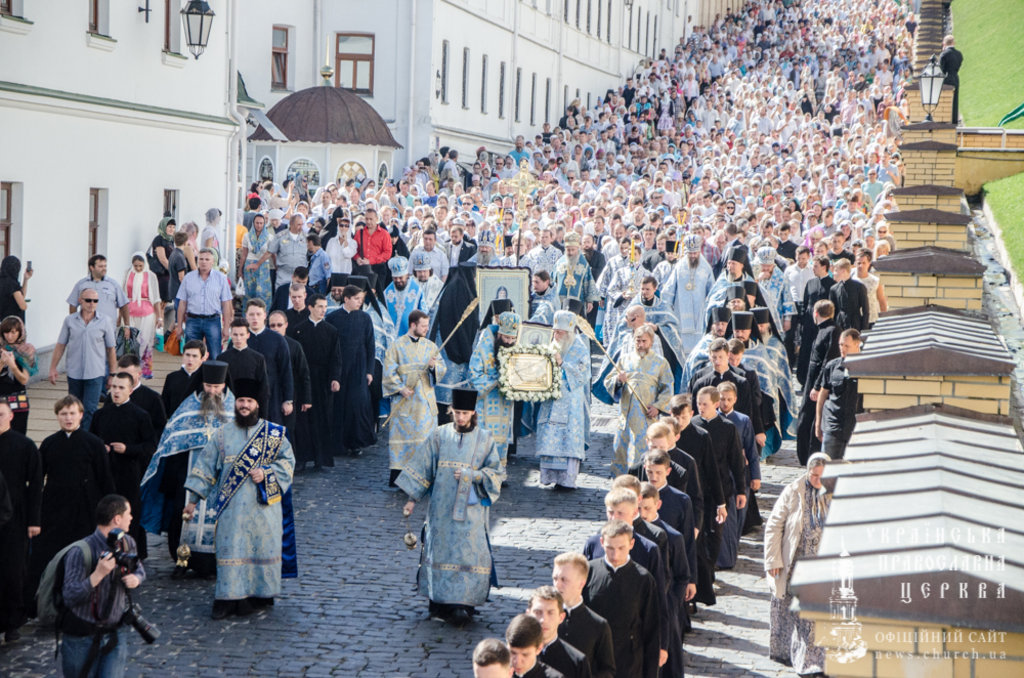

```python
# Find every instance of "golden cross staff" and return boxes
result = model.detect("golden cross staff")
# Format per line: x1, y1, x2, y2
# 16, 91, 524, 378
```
574, 315, 650, 414
511, 159, 543, 265
380, 298, 481, 429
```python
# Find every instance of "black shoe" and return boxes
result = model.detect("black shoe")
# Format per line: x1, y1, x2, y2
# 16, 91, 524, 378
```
235, 599, 256, 616
211, 600, 233, 620
349, 448, 363, 458
5, 629, 22, 643
389, 469, 401, 487
448, 607, 471, 627
248, 597, 274, 608
170, 566, 188, 580
553, 484, 575, 492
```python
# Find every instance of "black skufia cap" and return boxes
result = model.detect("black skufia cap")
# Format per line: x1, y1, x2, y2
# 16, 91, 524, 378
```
725, 247, 748, 264
565, 298, 585, 315
751, 307, 771, 325
710, 306, 733, 323
732, 311, 754, 330
201, 361, 228, 385
232, 378, 262, 401
724, 285, 746, 301
451, 388, 478, 411
347, 275, 370, 292
482, 298, 514, 326
743, 280, 758, 297
330, 273, 349, 288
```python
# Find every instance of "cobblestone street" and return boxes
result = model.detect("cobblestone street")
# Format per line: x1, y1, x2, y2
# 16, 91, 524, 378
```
2, 354, 804, 677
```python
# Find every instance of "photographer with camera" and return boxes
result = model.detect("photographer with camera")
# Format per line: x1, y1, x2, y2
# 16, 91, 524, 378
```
60, 494, 148, 678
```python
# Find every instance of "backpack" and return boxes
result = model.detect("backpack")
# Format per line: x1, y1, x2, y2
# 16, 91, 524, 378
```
35, 540, 92, 626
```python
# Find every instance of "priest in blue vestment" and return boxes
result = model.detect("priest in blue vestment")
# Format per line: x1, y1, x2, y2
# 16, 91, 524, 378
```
397, 388, 503, 627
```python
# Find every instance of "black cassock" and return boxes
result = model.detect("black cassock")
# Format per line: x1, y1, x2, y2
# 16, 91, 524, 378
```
583, 558, 661, 678
90, 401, 156, 560
293, 319, 342, 467
27, 428, 115, 606
281, 333, 311, 439
285, 307, 310, 337
161, 367, 196, 419
559, 603, 617, 678
324, 307, 376, 452
248, 329, 294, 425
0, 428, 41, 633
220, 345, 270, 412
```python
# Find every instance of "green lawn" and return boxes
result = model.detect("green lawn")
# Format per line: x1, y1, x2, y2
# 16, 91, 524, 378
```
952, 0, 1024, 128
986, 172, 1024, 277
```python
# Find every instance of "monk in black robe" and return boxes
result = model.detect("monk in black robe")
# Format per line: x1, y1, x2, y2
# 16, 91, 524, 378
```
583, 521, 660, 678
90, 372, 157, 560
325, 284, 376, 455
220, 319, 270, 413
0, 401, 41, 641
268, 310, 311, 447
161, 339, 207, 418
27, 395, 115, 608
245, 302, 294, 426
291, 298, 343, 469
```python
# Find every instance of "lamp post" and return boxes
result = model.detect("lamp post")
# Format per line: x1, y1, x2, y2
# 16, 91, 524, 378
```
919, 54, 944, 122
181, 0, 215, 59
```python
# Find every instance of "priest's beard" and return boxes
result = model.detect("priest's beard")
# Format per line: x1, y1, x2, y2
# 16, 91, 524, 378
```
688, 255, 701, 270
494, 336, 515, 360
455, 413, 478, 433
235, 407, 260, 428
200, 391, 227, 420
553, 335, 573, 356
478, 250, 493, 265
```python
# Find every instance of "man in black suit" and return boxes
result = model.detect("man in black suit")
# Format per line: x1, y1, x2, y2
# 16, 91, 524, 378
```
797, 300, 841, 465
939, 35, 963, 124
447, 221, 477, 268
583, 521, 661, 678
828, 259, 869, 332
114, 354, 168, 440
270, 266, 316, 313
797, 255, 836, 386
553, 552, 616, 678
527, 587, 591, 678
161, 340, 207, 418
506, 614, 565, 678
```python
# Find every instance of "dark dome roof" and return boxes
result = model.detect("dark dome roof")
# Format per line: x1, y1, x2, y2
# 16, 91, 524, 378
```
249, 86, 401, 148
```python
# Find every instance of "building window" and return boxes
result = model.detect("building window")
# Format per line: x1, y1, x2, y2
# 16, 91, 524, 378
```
272, 26, 289, 89
645, 12, 650, 55
586, 0, 591, 33
636, 11, 641, 52
0, 0, 12, 16
514, 68, 522, 122
335, 33, 375, 94
530, 73, 537, 125
88, 188, 101, 257
498, 62, 506, 119
563, 85, 569, 110
88, 0, 99, 32
544, 78, 552, 124
287, 159, 321, 190
336, 160, 367, 184
88, 0, 110, 36
461, 47, 470, 109
440, 40, 449, 104
627, 6, 633, 49
606, 0, 612, 42
163, 189, 178, 221
163, 0, 181, 53
596, 0, 601, 38
563, 0, 569, 22
0, 182, 12, 258
586, 92, 591, 109
652, 16, 657, 57
575, 0, 581, 28
480, 55, 488, 114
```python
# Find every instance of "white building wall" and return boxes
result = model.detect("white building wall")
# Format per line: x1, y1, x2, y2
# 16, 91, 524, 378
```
0, 0, 235, 353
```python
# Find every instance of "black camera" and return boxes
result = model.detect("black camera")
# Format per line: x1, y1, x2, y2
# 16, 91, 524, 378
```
105, 529, 140, 572
122, 602, 160, 644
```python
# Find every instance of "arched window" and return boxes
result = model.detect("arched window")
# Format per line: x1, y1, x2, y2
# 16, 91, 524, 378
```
377, 163, 390, 186
286, 159, 320, 189
336, 160, 368, 184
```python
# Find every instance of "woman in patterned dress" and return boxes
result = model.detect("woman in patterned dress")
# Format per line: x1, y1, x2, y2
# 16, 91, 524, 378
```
239, 212, 273, 308
764, 452, 833, 675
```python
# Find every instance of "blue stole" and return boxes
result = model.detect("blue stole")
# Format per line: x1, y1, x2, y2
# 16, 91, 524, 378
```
212, 421, 286, 520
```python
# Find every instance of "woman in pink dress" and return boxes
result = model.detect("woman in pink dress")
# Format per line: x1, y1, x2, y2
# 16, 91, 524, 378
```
124, 253, 161, 378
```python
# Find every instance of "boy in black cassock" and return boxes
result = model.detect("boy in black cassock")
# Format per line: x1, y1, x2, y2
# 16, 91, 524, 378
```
526, 587, 591, 678
244, 299, 293, 426
219, 319, 270, 413
325, 282, 376, 456
0, 400, 41, 642
27, 395, 115, 611
90, 372, 156, 560
162, 339, 207, 417
268, 310, 312, 450
112, 354, 167, 440
553, 552, 616, 678
290, 295, 343, 469
583, 520, 661, 678
506, 614, 566, 678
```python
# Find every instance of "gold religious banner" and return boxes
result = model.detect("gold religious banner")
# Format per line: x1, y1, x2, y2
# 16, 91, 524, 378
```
497, 344, 562, 402
510, 159, 542, 223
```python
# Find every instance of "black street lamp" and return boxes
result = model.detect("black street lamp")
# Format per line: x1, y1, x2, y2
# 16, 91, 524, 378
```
919, 54, 944, 122
181, 0, 215, 60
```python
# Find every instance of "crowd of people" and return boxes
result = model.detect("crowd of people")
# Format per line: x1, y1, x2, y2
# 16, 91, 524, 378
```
0, 0, 930, 674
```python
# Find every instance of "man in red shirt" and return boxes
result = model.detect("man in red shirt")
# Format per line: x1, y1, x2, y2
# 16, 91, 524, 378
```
355, 207, 392, 295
